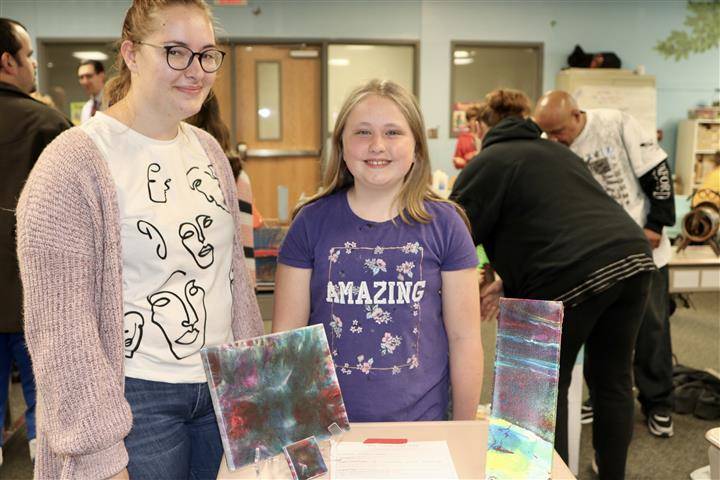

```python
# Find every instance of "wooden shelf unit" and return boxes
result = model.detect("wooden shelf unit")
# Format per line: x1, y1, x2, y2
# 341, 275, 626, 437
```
675, 119, 720, 195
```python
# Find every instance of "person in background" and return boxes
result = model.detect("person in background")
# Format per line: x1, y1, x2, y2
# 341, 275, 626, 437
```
78, 59, 105, 122
534, 90, 677, 439
16, 1, 262, 479
0, 17, 72, 467
452, 88, 654, 479
452, 104, 488, 169
187, 93, 256, 283
273, 79, 483, 423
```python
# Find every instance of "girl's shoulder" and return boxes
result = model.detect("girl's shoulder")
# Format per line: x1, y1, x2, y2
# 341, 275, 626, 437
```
422, 198, 465, 222
295, 190, 345, 219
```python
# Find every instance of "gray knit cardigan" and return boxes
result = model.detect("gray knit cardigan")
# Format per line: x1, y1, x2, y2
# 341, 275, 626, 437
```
16, 125, 264, 479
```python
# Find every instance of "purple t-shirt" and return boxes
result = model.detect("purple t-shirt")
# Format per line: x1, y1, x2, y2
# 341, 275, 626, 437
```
279, 190, 477, 422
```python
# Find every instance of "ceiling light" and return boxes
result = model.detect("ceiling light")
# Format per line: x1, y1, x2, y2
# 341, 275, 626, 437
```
72, 51, 108, 61
329, 58, 350, 66
453, 58, 474, 66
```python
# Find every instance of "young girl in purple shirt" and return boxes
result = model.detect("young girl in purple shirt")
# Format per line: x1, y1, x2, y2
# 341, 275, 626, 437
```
273, 79, 483, 422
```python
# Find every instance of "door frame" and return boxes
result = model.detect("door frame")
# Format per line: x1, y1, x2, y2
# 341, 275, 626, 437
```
219, 38, 420, 162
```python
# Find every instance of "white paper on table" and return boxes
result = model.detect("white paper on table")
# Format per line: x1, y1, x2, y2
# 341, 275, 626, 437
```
330, 441, 458, 480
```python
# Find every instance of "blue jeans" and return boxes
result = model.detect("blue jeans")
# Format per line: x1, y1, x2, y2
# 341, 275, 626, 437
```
0, 333, 36, 446
124, 377, 223, 480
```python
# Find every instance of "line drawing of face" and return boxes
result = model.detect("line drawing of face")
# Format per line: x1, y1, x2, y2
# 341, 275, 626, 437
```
186, 166, 229, 212
124, 311, 144, 358
137, 220, 167, 259
147, 270, 207, 360
179, 214, 214, 269
148, 163, 171, 203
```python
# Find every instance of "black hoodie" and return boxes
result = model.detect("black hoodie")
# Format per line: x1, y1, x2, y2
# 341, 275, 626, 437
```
451, 116, 652, 301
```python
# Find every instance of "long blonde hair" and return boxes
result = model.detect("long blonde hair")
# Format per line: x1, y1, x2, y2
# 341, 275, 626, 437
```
105, 0, 214, 107
294, 79, 469, 227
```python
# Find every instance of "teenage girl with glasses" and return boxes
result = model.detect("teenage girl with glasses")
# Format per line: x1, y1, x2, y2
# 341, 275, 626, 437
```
16, 1, 263, 479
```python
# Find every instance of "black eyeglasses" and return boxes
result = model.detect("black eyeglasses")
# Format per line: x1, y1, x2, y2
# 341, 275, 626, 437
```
136, 41, 225, 73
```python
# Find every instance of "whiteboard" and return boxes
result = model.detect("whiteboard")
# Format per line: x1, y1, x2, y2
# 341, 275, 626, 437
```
572, 84, 657, 137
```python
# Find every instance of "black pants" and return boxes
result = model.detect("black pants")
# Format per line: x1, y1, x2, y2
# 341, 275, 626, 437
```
634, 266, 674, 412
585, 267, 674, 411
554, 272, 651, 480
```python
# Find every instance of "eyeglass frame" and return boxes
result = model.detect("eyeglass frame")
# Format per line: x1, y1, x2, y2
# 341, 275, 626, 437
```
135, 41, 226, 73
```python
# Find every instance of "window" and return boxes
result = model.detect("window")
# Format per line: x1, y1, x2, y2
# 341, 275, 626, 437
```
450, 42, 543, 136
327, 43, 416, 134
40, 41, 115, 124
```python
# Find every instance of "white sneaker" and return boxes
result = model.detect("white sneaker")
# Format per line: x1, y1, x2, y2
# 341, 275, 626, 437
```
0, 446, 4, 466
29, 438, 37, 462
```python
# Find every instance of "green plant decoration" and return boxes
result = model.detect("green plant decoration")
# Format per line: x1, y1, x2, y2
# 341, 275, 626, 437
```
655, 1, 720, 61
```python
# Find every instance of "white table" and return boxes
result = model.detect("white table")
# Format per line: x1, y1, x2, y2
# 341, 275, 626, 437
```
669, 245, 720, 293
217, 420, 575, 479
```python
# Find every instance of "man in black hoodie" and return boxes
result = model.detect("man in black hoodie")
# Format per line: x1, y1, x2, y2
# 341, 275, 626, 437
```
451, 89, 653, 480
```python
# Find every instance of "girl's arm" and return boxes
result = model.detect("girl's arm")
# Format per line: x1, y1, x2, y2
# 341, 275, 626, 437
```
272, 264, 312, 332
442, 268, 483, 420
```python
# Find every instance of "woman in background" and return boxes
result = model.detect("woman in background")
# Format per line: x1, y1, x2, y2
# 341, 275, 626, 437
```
452, 103, 487, 169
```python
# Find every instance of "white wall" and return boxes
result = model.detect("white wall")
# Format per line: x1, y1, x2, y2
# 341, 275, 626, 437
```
3, 0, 717, 172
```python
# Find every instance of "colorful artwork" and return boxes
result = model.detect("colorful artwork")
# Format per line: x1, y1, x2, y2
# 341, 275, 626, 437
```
283, 436, 328, 480
254, 226, 288, 285
485, 298, 564, 480
201, 324, 350, 470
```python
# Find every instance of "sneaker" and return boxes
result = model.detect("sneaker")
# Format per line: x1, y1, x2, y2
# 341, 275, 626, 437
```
581, 399, 593, 424
591, 453, 598, 475
29, 438, 37, 463
647, 410, 674, 437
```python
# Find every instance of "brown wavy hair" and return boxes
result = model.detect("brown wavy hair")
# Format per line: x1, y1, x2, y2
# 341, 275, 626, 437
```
104, 0, 214, 107
293, 79, 469, 229
479, 88, 532, 127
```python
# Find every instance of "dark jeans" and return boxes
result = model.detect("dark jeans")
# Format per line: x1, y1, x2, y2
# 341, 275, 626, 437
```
554, 272, 651, 480
0, 333, 36, 446
584, 267, 674, 411
124, 377, 223, 480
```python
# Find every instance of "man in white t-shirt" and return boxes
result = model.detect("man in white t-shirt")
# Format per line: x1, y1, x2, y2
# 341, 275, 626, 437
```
535, 91, 677, 438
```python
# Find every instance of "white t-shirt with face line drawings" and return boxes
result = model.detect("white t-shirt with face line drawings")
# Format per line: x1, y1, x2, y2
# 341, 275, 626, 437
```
82, 112, 234, 383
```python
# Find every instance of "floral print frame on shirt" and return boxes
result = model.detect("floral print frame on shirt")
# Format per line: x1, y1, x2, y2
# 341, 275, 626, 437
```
325, 241, 426, 376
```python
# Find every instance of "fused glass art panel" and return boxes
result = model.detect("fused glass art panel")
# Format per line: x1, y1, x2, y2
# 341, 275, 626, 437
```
201, 324, 350, 470
486, 298, 564, 480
